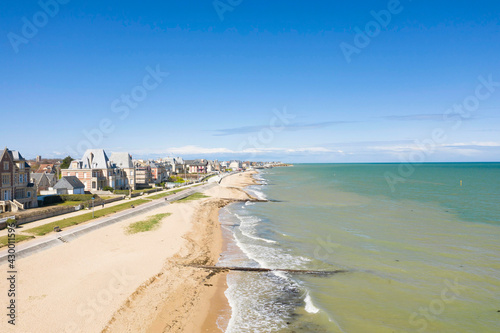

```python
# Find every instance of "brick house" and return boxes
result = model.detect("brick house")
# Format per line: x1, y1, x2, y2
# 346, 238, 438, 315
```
185, 159, 208, 174
64, 149, 127, 192
149, 161, 168, 184
0, 147, 38, 212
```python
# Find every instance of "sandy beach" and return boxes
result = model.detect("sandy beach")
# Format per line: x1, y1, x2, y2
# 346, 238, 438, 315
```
0, 171, 258, 333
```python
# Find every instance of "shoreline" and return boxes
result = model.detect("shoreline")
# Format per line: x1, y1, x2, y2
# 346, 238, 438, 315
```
102, 170, 260, 332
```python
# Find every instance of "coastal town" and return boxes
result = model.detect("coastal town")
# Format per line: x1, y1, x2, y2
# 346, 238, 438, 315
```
0, 147, 278, 332
0, 146, 286, 218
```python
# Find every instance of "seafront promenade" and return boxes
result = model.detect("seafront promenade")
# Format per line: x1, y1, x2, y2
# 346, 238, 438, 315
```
0, 181, 216, 264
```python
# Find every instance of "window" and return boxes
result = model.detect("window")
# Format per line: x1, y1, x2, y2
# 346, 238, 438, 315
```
19, 175, 23, 183
3, 162, 8, 170
2, 175, 9, 185
27, 191, 31, 198
67, 172, 70, 176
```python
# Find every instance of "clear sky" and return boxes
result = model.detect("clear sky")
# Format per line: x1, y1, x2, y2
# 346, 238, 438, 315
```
1, 0, 499, 162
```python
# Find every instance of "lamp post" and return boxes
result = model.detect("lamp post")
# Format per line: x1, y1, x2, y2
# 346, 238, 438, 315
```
92, 196, 95, 218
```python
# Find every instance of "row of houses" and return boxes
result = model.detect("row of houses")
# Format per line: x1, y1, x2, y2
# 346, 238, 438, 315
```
1, 146, 267, 213
63, 150, 235, 192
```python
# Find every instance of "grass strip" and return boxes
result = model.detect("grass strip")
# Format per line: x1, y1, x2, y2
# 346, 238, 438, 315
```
126, 213, 171, 234
148, 188, 185, 200
177, 192, 209, 202
0, 234, 35, 248
24, 199, 150, 236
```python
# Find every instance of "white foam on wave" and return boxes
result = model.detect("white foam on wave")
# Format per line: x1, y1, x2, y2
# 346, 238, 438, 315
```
246, 187, 267, 200
304, 291, 320, 314
243, 232, 277, 244
234, 213, 277, 244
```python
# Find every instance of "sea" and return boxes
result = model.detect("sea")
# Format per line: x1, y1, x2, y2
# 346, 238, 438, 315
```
216, 163, 500, 332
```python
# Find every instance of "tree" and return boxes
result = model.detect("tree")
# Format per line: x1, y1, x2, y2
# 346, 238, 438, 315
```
60, 156, 73, 169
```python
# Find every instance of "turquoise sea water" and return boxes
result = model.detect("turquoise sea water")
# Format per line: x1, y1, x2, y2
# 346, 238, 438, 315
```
219, 163, 500, 332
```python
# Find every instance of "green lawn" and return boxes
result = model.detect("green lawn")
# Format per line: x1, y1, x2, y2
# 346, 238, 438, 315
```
0, 234, 35, 248
126, 213, 171, 234
148, 188, 184, 200
56, 201, 83, 206
135, 188, 154, 193
177, 192, 209, 202
24, 199, 150, 236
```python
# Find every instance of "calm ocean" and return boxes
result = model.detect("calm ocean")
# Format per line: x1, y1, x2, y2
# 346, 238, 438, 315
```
218, 163, 500, 332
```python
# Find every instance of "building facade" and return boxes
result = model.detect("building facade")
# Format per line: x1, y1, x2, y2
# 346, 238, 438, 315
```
149, 162, 167, 184
134, 163, 152, 187
0, 148, 38, 212
31, 173, 57, 192
185, 159, 208, 174
109, 152, 136, 190
65, 149, 128, 192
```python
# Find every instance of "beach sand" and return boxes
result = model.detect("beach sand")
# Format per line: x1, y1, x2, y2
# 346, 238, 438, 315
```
0, 171, 257, 333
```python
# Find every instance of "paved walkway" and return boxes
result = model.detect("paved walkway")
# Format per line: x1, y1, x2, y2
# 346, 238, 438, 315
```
0, 181, 216, 263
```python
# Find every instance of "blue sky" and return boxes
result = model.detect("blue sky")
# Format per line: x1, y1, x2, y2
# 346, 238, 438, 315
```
1, 0, 499, 162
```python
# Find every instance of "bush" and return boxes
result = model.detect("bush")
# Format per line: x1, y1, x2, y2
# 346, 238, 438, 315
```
41, 195, 63, 206
60, 194, 97, 202
103, 186, 114, 192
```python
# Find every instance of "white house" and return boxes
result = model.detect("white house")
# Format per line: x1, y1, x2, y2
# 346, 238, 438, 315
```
229, 160, 242, 170
52, 176, 85, 195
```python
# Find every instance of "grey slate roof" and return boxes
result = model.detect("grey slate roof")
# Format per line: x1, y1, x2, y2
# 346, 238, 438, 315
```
185, 159, 208, 166
109, 152, 134, 168
54, 176, 85, 190
70, 149, 111, 169
31, 173, 44, 184
46, 173, 57, 182
8, 150, 24, 161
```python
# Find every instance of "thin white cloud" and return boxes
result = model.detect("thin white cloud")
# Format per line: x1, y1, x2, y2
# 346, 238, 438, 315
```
129, 145, 336, 156
366, 141, 500, 157
444, 142, 500, 147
